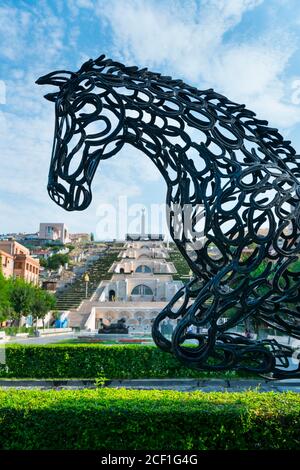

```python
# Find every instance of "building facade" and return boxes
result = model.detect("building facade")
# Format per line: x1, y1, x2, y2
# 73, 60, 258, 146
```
0, 249, 14, 278
69, 233, 183, 332
69, 233, 91, 244
39, 223, 70, 244
0, 240, 40, 284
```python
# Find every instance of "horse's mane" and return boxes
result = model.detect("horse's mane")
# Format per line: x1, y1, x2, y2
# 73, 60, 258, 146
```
77, 54, 186, 85
73, 54, 298, 167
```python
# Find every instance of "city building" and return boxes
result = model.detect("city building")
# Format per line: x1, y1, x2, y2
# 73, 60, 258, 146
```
30, 248, 53, 260
0, 240, 29, 256
90, 240, 182, 330
0, 240, 40, 284
39, 223, 70, 244
0, 249, 14, 278
68, 214, 183, 331
69, 233, 91, 244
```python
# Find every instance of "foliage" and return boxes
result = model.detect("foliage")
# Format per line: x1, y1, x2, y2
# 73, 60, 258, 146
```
30, 288, 56, 327
8, 278, 33, 326
94, 368, 109, 387
51, 310, 60, 320
0, 270, 11, 322
0, 389, 299, 450
45, 242, 64, 249
65, 244, 75, 252
0, 275, 55, 325
1, 326, 35, 336
39, 258, 47, 268
41, 253, 69, 270
169, 249, 191, 282
0, 344, 253, 379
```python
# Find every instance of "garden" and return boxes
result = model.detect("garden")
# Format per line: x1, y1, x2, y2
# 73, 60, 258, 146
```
0, 343, 299, 450
0, 271, 56, 331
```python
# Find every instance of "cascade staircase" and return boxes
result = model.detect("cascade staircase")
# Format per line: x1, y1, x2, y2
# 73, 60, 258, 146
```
55, 248, 119, 311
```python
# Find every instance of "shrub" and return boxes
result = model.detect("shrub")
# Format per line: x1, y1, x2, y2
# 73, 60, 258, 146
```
0, 344, 252, 379
44, 253, 69, 270
0, 389, 299, 450
2, 326, 34, 336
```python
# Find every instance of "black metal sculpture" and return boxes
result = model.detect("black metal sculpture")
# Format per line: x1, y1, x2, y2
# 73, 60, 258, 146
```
98, 318, 128, 335
37, 54, 300, 378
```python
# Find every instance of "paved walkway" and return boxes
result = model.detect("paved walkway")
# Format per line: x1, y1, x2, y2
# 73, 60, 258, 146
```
4, 332, 76, 345
0, 378, 299, 392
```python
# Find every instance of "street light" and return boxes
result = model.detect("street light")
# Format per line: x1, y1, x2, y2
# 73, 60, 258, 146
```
84, 272, 90, 298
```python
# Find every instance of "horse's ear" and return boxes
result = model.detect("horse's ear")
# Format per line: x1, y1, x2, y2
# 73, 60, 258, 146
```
43, 92, 59, 102
36, 70, 75, 87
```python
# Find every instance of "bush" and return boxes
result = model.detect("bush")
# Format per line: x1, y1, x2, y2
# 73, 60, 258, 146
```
43, 253, 69, 270
2, 326, 34, 336
0, 344, 252, 379
0, 389, 299, 449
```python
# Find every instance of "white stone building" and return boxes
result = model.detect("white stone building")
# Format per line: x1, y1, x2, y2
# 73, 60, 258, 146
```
39, 223, 70, 244
69, 235, 183, 332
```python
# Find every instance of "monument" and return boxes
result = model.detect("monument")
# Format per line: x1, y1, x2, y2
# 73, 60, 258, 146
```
68, 213, 182, 332
37, 54, 300, 377
98, 318, 128, 335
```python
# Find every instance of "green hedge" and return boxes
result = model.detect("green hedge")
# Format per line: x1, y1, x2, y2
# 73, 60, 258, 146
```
0, 389, 299, 449
1, 326, 35, 336
0, 344, 252, 379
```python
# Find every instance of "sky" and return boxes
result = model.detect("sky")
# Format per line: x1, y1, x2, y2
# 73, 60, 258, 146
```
0, 0, 300, 239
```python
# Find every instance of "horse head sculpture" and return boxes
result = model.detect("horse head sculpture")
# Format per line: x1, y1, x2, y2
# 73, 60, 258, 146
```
37, 54, 300, 378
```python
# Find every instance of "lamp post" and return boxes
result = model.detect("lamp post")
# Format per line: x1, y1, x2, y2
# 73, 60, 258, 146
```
84, 272, 90, 298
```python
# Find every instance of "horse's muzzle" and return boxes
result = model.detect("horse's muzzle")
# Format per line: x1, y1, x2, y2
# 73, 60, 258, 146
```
47, 181, 92, 211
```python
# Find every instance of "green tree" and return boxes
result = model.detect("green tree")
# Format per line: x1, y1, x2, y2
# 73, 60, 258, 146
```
42, 253, 69, 270
90, 233, 95, 242
39, 258, 48, 268
8, 278, 34, 327
0, 271, 11, 323
31, 288, 56, 330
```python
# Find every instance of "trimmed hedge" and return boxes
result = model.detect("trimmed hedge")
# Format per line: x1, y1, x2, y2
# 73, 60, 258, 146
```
0, 344, 252, 379
0, 389, 299, 449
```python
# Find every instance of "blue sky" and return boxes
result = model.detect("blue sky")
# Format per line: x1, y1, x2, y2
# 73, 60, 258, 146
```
0, 0, 300, 238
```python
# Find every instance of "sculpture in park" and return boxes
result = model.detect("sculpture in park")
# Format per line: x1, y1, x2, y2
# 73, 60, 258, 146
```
37, 54, 300, 378
98, 318, 129, 335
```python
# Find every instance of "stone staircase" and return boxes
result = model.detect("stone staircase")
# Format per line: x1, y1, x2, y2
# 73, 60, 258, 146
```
68, 311, 91, 329
55, 248, 119, 311
68, 286, 106, 328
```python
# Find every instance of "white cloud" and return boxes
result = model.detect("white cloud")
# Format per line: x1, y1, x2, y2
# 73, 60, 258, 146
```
97, 0, 300, 129
1, 0, 300, 237
0, 6, 25, 60
97, 0, 263, 73
0, 5, 64, 63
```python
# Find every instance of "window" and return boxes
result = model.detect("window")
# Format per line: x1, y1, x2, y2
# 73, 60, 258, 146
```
135, 265, 151, 273
131, 284, 153, 296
